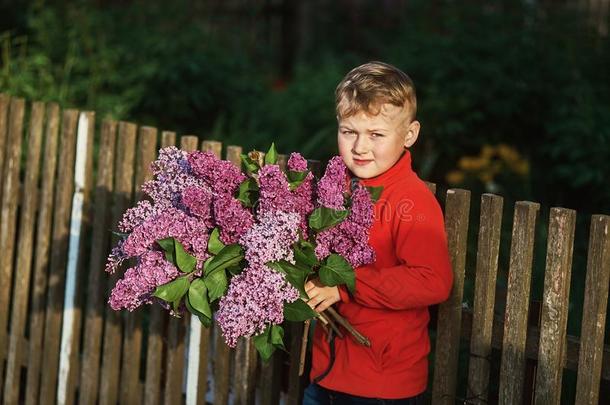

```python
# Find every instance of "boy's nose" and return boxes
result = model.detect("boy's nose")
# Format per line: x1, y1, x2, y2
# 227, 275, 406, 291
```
352, 135, 370, 155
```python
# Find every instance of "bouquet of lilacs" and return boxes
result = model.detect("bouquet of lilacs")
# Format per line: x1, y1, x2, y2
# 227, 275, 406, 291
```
105, 144, 381, 360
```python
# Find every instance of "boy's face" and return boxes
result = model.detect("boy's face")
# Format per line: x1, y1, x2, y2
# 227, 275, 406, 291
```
337, 103, 420, 179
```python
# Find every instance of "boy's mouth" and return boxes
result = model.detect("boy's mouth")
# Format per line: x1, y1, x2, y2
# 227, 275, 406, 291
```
353, 158, 373, 166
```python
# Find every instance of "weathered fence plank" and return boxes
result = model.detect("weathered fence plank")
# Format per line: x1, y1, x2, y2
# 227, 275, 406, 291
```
25, 103, 61, 405
0, 99, 25, 382
431, 188, 471, 405
0, 93, 10, 201
144, 130, 175, 405
3, 101, 45, 404
79, 119, 118, 405
534, 208, 576, 405
467, 193, 504, 405
39, 108, 80, 403
498, 201, 540, 405
575, 215, 610, 404
99, 121, 138, 405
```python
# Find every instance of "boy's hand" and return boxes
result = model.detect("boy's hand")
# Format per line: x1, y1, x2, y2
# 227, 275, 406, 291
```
304, 278, 340, 313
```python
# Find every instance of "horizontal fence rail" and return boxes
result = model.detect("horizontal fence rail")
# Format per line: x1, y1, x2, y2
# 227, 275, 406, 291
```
0, 95, 608, 404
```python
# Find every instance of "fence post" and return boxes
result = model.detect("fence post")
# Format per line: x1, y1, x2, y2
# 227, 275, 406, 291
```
498, 201, 540, 405
431, 188, 471, 405
534, 208, 576, 405
575, 215, 610, 404
79, 119, 118, 404
467, 193, 504, 404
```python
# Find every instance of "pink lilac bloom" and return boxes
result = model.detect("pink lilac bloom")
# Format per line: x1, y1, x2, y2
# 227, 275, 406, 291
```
121, 207, 210, 265
187, 150, 246, 195
215, 264, 300, 347
108, 250, 180, 311
118, 200, 158, 233
141, 147, 206, 209
181, 185, 214, 226
317, 156, 347, 210
287, 152, 308, 172
314, 184, 375, 268
257, 164, 293, 215
288, 154, 315, 237
212, 196, 255, 244
105, 239, 127, 274
239, 210, 300, 268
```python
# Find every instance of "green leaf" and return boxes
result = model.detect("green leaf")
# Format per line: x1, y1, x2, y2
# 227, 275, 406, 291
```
283, 299, 317, 321
264, 142, 278, 165
205, 269, 228, 302
206, 244, 244, 277
188, 278, 212, 318
227, 265, 243, 276
308, 207, 349, 232
253, 327, 275, 362
185, 294, 212, 327
293, 241, 318, 268
240, 154, 259, 174
266, 260, 309, 298
270, 324, 286, 350
157, 237, 176, 263
287, 170, 309, 190
111, 230, 129, 238
153, 276, 189, 303
207, 227, 225, 255
236, 178, 259, 207
174, 239, 197, 273
319, 254, 355, 294
366, 186, 384, 203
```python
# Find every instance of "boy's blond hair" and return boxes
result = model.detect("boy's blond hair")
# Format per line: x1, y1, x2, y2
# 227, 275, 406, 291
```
335, 61, 417, 121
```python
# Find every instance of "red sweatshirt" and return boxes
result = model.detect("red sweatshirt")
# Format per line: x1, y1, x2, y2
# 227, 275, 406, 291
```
309, 150, 454, 399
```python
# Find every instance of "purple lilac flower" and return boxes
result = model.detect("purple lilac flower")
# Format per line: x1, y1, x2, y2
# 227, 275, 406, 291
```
317, 156, 347, 210
108, 250, 180, 311
141, 147, 205, 209
257, 164, 293, 215
240, 210, 300, 268
212, 196, 255, 244
188, 151, 246, 195
105, 239, 127, 274
314, 184, 375, 268
215, 265, 300, 347
181, 185, 213, 225
287, 152, 308, 172
122, 207, 210, 264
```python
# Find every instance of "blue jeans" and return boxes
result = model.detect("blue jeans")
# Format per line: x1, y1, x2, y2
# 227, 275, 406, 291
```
302, 383, 426, 405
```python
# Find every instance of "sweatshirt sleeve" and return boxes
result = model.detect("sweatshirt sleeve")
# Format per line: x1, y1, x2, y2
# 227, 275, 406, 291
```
346, 191, 454, 310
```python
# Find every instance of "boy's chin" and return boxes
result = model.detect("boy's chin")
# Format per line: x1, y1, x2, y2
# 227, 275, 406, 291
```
347, 165, 378, 179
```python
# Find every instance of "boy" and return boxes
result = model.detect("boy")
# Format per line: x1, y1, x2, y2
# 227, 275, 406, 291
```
303, 61, 454, 404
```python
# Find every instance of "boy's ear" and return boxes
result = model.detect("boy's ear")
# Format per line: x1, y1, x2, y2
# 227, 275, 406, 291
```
403, 120, 420, 148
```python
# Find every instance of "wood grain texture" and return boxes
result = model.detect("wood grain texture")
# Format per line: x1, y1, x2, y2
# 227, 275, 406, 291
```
575, 215, 610, 404
498, 201, 540, 405
431, 188, 471, 405
467, 193, 504, 405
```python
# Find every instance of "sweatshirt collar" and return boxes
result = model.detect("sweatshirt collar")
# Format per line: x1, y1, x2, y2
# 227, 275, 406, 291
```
354, 149, 415, 188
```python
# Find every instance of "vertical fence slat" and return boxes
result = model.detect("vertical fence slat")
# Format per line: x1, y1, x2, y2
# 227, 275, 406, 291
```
99, 121, 138, 405
0, 98, 25, 387
498, 201, 540, 405
164, 135, 199, 405
79, 120, 118, 405
119, 125, 157, 405
144, 130, 175, 405
25, 103, 61, 405
467, 193, 504, 404
431, 188, 471, 405
228, 145, 258, 405
534, 208, 576, 405
3, 101, 45, 404
57, 111, 96, 405
0, 93, 10, 202
575, 215, 610, 404
38, 108, 79, 402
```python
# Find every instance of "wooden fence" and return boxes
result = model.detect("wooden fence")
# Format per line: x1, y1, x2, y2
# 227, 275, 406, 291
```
0, 95, 608, 404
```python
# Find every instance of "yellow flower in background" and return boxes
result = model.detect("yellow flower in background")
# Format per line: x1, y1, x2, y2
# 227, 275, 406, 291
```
446, 170, 465, 185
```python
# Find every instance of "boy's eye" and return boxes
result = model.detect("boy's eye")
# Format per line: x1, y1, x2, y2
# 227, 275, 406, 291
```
371, 133, 383, 138
342, 130, 355, 135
